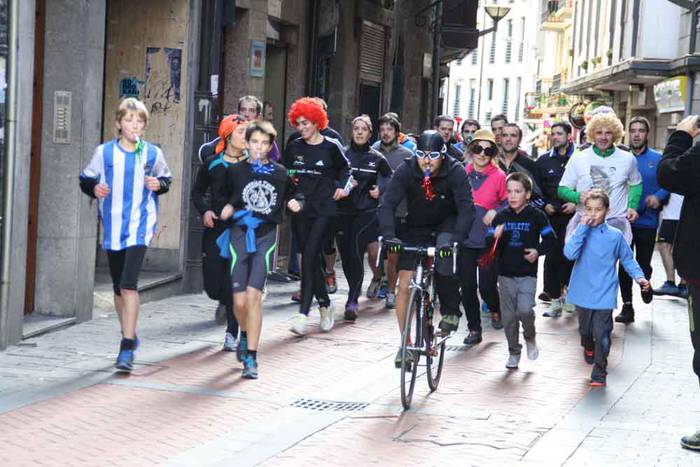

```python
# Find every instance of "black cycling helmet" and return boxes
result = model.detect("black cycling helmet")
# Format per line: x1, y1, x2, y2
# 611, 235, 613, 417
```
416, 130, 446, 154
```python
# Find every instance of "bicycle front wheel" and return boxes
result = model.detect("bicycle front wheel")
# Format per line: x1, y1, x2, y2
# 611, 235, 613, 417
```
426, 302, 446, 391
400, 288, 421, 410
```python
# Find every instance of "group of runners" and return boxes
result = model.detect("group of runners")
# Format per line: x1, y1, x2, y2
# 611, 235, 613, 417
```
79, 95, 694, 405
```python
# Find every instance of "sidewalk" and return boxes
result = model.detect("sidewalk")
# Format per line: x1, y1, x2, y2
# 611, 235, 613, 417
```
0, 255, 698, 466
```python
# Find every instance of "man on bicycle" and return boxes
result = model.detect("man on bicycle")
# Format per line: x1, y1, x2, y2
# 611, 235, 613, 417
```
378, 130, 475, 368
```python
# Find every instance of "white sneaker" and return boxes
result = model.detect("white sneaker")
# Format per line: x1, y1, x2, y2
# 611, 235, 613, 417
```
506, 354, 520, 369
386, 293, 396, 309
319, 304, 335, 332
222, 332, 237, 351
542, 298, 563, 317
562, 302, 576, 313
526, 338, 539, 360
290, 313, 308, 336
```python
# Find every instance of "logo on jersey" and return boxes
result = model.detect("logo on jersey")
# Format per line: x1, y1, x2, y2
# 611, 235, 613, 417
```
315, 160, 325, 167
242, 180, 278, 215
368, 161, 376, 167
294, 155, 304, 166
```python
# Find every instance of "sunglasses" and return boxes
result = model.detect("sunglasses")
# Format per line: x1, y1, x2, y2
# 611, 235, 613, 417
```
470, 145, 498, 157
415, 150, 443, 160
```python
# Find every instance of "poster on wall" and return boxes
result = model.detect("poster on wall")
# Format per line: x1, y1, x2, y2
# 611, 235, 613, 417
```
143, 47, 182, 115
250, 40, 266, 78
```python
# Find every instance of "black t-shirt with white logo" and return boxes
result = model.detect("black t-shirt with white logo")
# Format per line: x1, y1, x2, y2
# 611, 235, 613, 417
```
226, 160, 291, 235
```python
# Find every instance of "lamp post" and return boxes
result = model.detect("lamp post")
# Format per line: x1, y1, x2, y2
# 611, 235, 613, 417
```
475, 5, 511, 124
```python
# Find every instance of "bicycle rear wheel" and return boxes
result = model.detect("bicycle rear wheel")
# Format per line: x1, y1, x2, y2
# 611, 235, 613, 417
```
426, 301, 446, 391
400, 288, 421, 410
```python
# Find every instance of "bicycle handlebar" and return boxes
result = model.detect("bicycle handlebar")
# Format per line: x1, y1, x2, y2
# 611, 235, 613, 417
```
376, 236, 459, 275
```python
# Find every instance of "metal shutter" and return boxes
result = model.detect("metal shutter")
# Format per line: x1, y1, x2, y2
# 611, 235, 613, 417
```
359, 21, 385, 83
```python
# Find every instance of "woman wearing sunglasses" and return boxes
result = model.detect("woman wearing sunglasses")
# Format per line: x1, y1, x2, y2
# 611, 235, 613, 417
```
458, 129, 508, 341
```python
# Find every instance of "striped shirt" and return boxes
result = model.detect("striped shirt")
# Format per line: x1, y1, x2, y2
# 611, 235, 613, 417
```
81, 139, 172, 251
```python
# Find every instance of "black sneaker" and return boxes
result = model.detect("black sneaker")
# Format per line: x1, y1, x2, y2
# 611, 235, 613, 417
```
538, 292, 552, 303
641, 283, 653, 304
491, 314, 503, 330
681, 429, 700, 451
463, 331, 483, 345
583, 348, 594, 364
614, 303, 635, 323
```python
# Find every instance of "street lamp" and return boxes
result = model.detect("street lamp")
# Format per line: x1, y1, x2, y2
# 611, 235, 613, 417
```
476, 5, 512, 122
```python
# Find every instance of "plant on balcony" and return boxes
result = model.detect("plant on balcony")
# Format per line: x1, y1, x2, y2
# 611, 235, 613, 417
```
592, 56, 602, 64
606, 49, 613, 59
580, 60, 589, 70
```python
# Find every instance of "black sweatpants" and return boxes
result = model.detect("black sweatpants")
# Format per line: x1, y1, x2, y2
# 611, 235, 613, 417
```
293, 214, 332, 315
619, 226, 656, 304
543, 215, 573, 299
202, 219, 238, 336
458, 246, 499, 333
335, 211, 378, 306
578, 306, 613, 377
689, 284, 700, 385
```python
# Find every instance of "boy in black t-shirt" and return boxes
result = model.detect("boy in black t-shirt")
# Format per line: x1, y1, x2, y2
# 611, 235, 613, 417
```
220, 121, 301, 379
487, 172, 555, 370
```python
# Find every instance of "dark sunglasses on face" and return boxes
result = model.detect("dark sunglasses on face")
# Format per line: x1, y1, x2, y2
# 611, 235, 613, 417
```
416, 150, 443, 160
470, 145, 497, 157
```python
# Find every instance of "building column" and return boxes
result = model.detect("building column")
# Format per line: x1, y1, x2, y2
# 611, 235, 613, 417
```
33, 0, 106, 320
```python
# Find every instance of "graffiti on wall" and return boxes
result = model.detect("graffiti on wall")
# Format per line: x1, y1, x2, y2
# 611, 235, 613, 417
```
143, 47, 182, 115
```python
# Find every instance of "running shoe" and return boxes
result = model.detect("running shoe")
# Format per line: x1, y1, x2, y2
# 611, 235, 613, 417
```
463, 331, 482, 345
562, 302, 576, 313
615, 303, 635, 323
385, 292, 396, 309
542, 298, 563, 317
290, 313, 308, 336
394, 348, 415, 370
215, 303, 227, 325
590, 375, 607, 387
344, 303, 358, 323
526, 338, 539, 361
641, 282, 654, 304
491, 314, 503, 330
506, 354, 520, 369
223, 332, 237, 352
236, 336, 248, 362
242, 356, 258, 379
653, 281, 679, 296
538, 292, 552, 303
115, 349, 134, 372
291, 290, 301, 303
678, 283, 689, 299
438, 314, 460, 333
681, 430, 700, 451
325, 272, 337, 294
481, 302, 490, 315
366, 278, 381, 299
583, 348, 594, 364
319, 304, 335, 332
377, 280, 389, 299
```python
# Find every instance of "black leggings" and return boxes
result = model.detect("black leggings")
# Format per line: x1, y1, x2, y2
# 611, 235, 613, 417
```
543, 216, 574, 299
458, 246, 500, 333
689, 284, 700, 385
619, 226, 656, 304
202, 220, 238, 335
335, 211, 378, 306
107, 245, 147, 295
293, 215, 332, 315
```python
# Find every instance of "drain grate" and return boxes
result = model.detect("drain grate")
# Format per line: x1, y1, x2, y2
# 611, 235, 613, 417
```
445, 345, 470, 352
290, 398, 369, 412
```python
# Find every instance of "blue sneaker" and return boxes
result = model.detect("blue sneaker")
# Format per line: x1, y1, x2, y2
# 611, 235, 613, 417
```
481, 302, 490, 315
654, 281, 679, 296
115, 349, 134, 372
236, 337, 248, 363
242, 356, 258, 379
377, 281, 388, 299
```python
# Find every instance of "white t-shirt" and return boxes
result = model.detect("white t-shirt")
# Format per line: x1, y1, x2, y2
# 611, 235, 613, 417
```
559, 146, 642, 219
662, 193, 684, 221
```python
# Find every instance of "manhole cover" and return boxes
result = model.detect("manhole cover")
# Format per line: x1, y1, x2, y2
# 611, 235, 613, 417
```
290, 398, 369, 412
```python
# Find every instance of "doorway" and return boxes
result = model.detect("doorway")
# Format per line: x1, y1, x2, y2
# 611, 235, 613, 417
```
264, 43, 288, 143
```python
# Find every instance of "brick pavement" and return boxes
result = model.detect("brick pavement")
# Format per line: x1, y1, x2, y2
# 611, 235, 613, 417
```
0, 255, 698, 466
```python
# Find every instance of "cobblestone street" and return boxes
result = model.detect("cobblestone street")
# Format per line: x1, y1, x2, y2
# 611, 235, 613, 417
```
0, 256, 698, 466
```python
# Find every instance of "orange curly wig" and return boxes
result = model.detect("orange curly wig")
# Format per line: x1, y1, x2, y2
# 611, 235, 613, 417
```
287, 97, 329, 130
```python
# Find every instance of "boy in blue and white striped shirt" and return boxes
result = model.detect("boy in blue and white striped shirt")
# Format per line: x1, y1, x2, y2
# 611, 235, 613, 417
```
80, 97, 171, 372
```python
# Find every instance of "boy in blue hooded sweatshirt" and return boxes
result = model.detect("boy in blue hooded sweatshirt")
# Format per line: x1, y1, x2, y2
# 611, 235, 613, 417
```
564, 189, 650, 387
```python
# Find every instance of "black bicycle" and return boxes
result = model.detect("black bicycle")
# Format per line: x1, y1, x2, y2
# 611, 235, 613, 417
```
377, 238, 457, 410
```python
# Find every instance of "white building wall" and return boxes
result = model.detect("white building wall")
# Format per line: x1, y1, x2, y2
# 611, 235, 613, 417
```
444, 0, 540, 131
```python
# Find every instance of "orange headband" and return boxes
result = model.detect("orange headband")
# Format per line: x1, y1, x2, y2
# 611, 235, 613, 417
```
215, 114, 246, 154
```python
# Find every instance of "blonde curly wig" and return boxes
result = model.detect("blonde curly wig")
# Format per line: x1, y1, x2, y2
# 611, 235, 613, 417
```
585, 113, 624, 145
